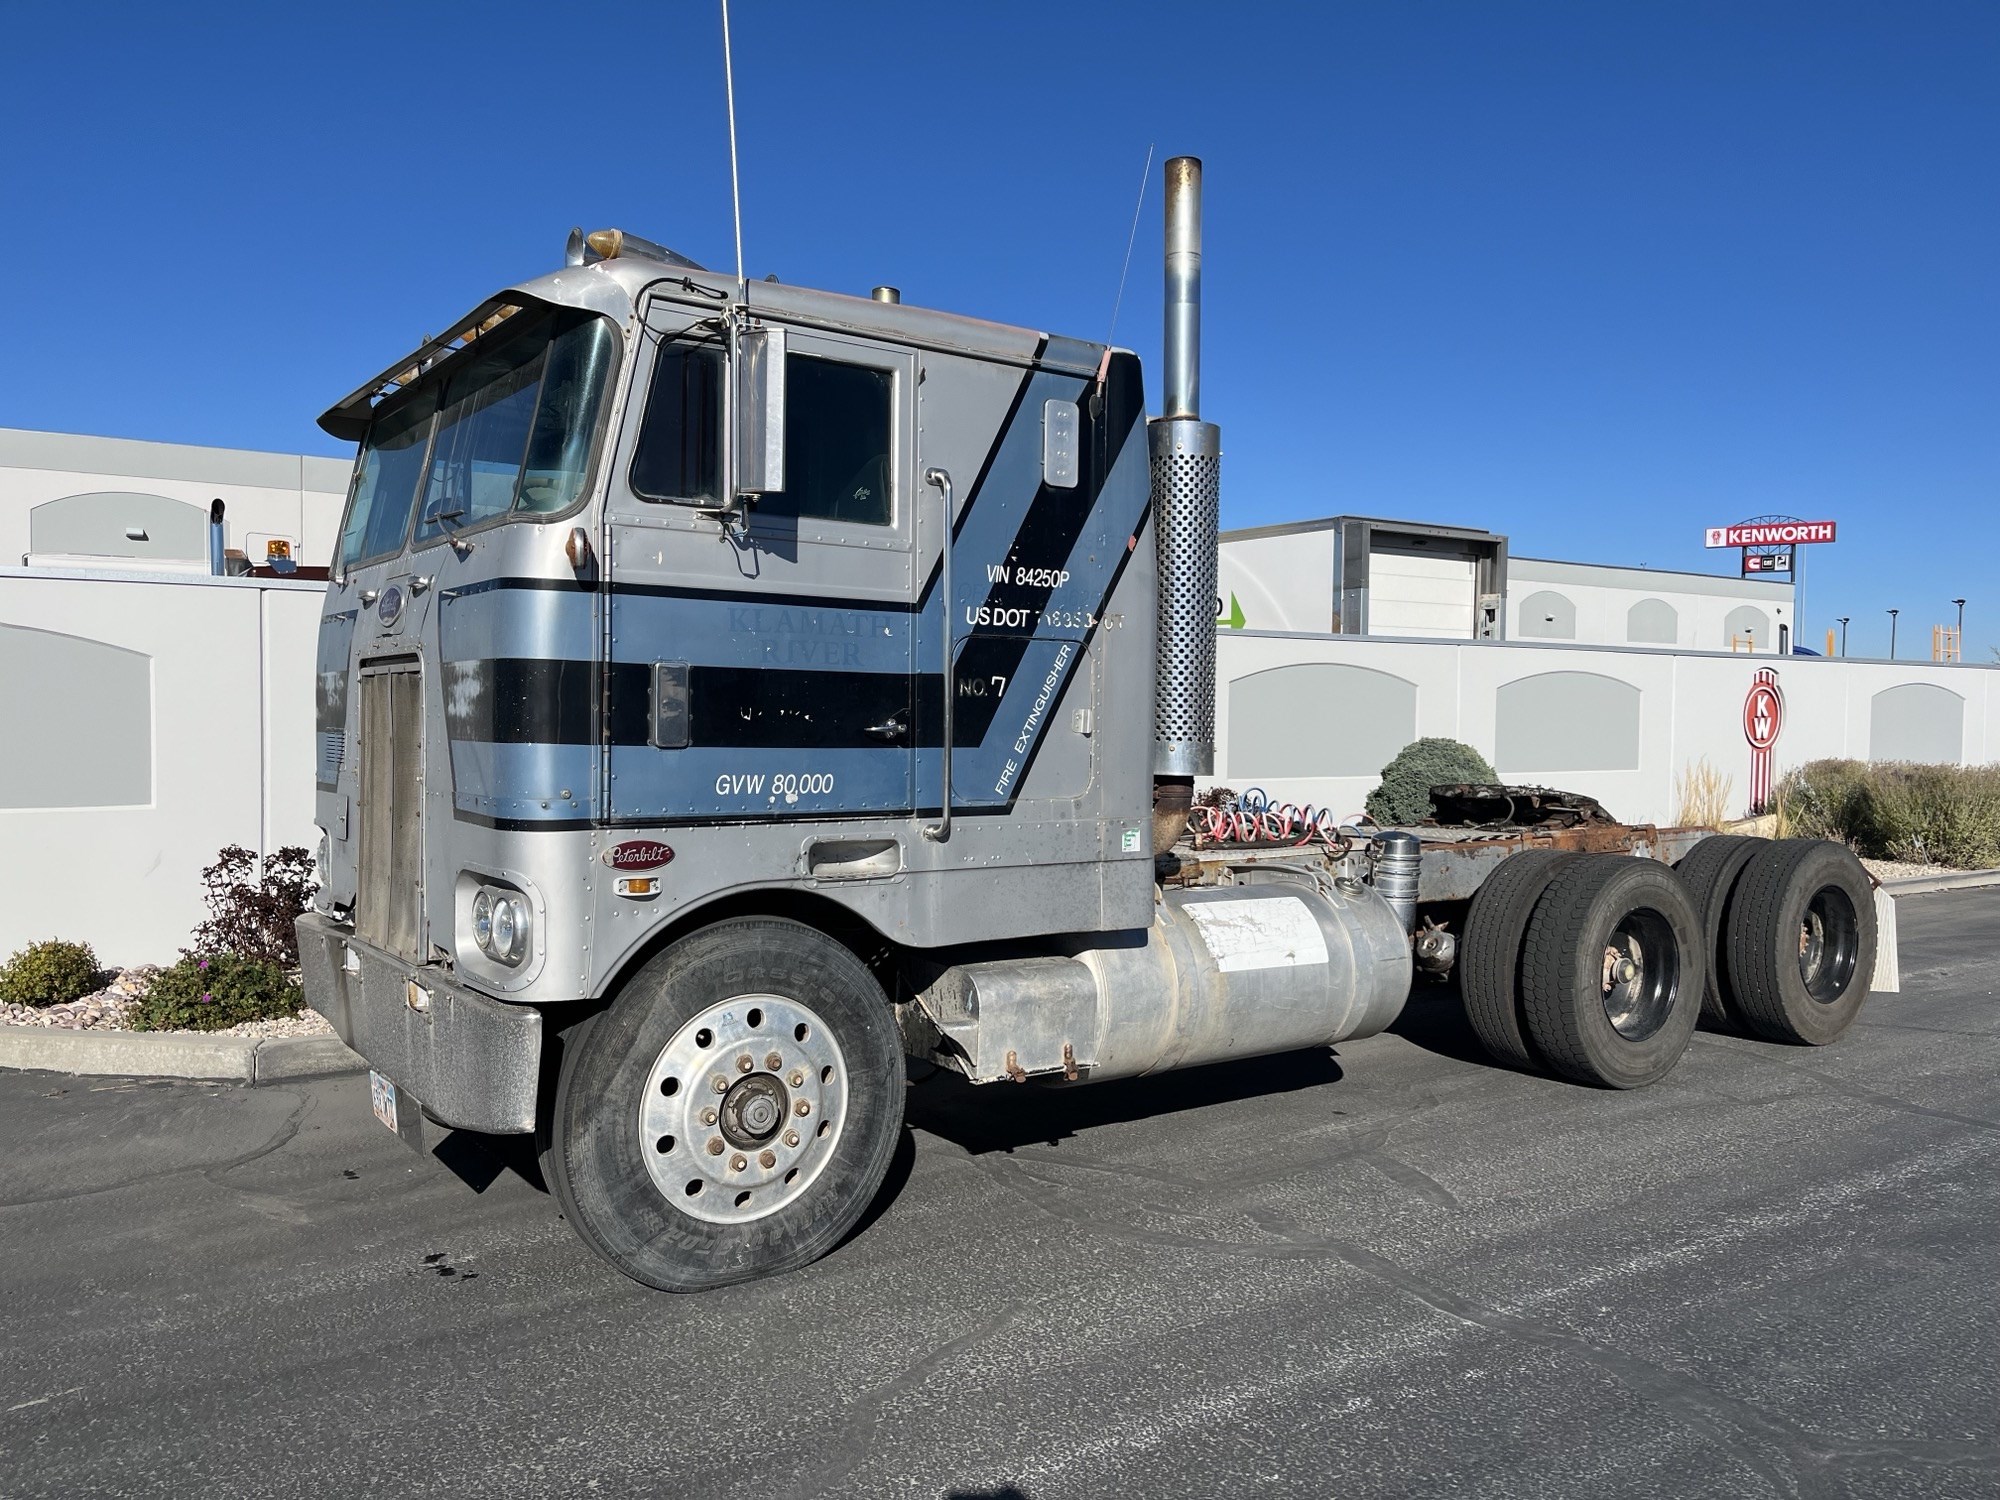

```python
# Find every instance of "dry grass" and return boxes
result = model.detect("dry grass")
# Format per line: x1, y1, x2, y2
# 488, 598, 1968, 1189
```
1775, 759, 2000, 869
1674, 757, 1734, 829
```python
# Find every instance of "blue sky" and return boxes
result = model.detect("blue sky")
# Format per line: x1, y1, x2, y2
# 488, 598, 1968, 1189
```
2, 2, 1993, 657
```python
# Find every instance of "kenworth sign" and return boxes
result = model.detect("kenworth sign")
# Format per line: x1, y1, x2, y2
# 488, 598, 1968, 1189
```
1704, 521, 1837, 547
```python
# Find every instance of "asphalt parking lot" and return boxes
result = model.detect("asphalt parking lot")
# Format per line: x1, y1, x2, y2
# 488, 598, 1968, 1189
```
2, 888, 1995, 1499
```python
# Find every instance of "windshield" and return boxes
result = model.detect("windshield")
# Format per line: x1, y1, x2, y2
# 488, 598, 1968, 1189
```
336, 306, 618, 569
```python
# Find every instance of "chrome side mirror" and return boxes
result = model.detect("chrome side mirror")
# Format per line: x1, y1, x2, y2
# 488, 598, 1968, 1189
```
733, 326, 786, 497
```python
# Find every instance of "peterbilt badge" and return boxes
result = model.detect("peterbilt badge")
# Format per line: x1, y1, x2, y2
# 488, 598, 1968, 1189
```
603, 841, 674, 871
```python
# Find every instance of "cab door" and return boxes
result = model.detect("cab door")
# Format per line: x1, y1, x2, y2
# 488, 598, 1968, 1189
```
603, 305, 918, 825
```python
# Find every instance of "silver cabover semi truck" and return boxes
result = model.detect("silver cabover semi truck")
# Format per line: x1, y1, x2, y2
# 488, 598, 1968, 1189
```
300, 158, 1888, 1291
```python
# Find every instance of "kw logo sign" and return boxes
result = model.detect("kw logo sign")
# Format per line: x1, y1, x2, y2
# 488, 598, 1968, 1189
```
1744, 668, 1784, 808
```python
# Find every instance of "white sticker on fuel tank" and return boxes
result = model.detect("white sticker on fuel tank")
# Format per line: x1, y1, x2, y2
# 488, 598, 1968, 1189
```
1184, 896, 1329, 973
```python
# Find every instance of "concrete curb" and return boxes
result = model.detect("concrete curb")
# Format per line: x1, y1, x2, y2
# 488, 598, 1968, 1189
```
1882, 869, 2000, 897
0, 1025, 364, 1085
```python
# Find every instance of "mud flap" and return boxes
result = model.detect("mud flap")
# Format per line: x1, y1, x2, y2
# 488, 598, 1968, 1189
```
1870, 887, 1900, 994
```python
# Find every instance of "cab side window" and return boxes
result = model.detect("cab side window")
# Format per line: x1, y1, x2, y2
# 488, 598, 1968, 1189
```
760, 355, 893, 527
630, 342, 724, 504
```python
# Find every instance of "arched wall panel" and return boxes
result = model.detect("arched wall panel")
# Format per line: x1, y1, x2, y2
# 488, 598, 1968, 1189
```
1227, 663, 1418, 778
1494, 671, 1641, 773
0, 624, 152, 807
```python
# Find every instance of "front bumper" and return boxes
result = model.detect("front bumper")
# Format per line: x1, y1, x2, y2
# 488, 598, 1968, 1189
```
297, 913, 543, 1133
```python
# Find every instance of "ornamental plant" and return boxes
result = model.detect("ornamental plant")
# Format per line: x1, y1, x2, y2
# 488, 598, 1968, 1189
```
1365, 738, 1499, 827
0, 939, 102, 1008
127, 953, 303, 1032
186, 845, 319, 969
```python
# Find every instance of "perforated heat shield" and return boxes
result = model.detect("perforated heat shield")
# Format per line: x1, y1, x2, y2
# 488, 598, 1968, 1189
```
1149, 416, 1220, 776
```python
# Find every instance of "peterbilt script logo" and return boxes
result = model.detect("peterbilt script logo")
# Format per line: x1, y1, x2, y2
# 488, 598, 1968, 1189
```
602, 841, 675, 871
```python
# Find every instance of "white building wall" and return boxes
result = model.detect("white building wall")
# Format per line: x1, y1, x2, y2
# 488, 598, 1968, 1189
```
1507, 556, 1796, 653
1216, 520, 1798, 652
0, 427, 351, 571
1216, 527, 1333, 634
1, 568, 1991, 965
1216, 629, 1998, 827
0, 568, 322, 964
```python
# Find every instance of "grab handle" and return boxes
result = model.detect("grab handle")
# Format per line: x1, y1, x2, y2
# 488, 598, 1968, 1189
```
923, 466, 954, 843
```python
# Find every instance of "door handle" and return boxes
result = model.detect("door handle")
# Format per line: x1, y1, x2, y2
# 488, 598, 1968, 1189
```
863, 713, 908, 743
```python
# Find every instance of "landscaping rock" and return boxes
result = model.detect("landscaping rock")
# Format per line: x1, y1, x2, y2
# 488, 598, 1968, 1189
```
0, 966, 333, 1040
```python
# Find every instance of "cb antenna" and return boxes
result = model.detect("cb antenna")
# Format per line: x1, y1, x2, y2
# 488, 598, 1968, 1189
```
1108, 142, 1155, 346
721, 0, 748, 305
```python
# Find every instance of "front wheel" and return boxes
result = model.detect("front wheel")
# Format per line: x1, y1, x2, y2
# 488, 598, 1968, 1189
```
545, 918, 905, 1291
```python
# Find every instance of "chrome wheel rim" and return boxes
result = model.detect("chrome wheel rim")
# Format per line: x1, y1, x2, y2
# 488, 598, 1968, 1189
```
639, 994, 847, 1225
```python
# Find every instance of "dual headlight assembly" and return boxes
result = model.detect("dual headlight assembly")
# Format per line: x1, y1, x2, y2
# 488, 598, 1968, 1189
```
470, 886, 533, 967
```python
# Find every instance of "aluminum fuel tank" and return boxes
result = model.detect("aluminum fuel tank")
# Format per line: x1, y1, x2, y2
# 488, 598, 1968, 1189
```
916, 871, 1413, 1084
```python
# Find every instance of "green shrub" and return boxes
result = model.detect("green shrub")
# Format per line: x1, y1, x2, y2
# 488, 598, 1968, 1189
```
1773, 759, 1873, 843
127, 953, 302, 1033
0, 939, 102, 1008
1776, 759, 2000, 869
1865, 763, 2000, 869
1365, 737, 1498, 826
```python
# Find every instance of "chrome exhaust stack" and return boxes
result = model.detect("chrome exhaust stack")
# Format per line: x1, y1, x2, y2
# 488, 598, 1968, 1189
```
1150, 157, 1221, 846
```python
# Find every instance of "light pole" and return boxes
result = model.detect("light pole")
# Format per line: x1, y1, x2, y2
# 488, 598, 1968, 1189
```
1953, 598, 1967, 660
1887, 608, 1899, 659
1837, 616, 1850, 657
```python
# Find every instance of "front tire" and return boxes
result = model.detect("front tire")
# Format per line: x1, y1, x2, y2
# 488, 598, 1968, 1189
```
546, 918, 904, 1291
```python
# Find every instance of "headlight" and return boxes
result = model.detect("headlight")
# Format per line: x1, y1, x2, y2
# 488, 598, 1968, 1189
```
490, 894, 530, 964
467, 882, 532, 967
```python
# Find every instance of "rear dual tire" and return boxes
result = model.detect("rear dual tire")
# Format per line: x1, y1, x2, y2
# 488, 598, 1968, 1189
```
1458, 839, 1879, 1087
1460, 850, 1580, 1070
1672, 834, 1766, 1030
1518, 858, 1706, 1089
1725, 839, 1877, 1045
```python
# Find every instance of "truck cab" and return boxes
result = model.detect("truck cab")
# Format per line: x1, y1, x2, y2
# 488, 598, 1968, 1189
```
299, 230, 1205, 1288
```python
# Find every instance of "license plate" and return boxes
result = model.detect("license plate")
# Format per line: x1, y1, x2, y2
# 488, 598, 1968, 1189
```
370, 1070, 399, 1132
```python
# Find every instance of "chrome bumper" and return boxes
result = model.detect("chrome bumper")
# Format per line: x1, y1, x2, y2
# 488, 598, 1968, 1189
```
296, 913, 543, 1133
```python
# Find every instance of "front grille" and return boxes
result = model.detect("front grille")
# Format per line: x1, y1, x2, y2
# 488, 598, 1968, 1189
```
356, 666, 425, 960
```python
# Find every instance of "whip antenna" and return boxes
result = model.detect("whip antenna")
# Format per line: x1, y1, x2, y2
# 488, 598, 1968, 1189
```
721, 0, 747, 303
1107, 142, 1155, 346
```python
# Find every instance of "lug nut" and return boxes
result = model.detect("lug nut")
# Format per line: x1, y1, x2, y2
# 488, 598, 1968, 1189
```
794, 1099, 811, 1117
712, 1076, 729, 1094
700, 1107, 718, 1126
764, 1052, 783, 1071
730, 1154, 748, 1172
706, 1137, 725, 1156
736, 1054, 755, 1074
788, 1069, 806, 1087
783, 1129, 800, 1148
758, 1149, 776, 1168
